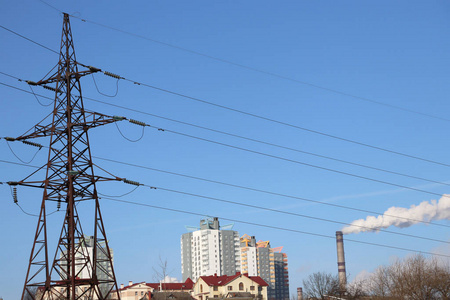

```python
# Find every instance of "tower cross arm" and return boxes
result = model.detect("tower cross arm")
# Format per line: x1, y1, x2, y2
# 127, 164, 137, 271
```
32, 64, 101, 86
10, 111, 126, 141
8, 174, 123, 190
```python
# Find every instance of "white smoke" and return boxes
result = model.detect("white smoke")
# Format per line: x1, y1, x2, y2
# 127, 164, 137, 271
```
342, 195, 450, 234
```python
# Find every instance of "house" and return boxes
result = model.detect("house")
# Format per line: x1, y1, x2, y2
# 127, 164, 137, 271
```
192, 272, 268, 300
117, 278, 195, 300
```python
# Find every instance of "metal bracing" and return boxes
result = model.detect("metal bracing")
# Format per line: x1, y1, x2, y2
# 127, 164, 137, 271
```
10, 13, 121, 300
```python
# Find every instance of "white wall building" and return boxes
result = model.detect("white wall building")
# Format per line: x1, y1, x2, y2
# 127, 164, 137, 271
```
181, 217, 241, 282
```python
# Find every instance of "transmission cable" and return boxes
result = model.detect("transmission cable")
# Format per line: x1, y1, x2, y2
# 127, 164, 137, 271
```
91, 74, 120, 97
136, 121, 449, 198
5, 140, 42, 164
0, 25, 59, 55
64, 14, 450, 123
136, 183, 449, 244
97, 185, 140, 198
0, 154, 448, 230
2, 25, 450, 167
2, 78, 450, 188
29, 85, 53, 107
114, 121, 145, 142
2, 83, 450, 227
111, 72, 450, 169
101, 196, 450, 259
90, 156, 450, 229
81, 94, 450, 188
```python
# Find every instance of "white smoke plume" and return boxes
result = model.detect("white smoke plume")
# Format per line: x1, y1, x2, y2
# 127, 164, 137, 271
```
342, 195, 450, 234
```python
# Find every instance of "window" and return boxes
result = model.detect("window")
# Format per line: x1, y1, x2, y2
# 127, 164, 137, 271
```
213, 286, 218, 291
250, 286, 255, 291
200, 284, 203, 293
135, 292, 138, 296
228, 286, 233, 291
239, 282, 244, 291
141, 291, 144, 296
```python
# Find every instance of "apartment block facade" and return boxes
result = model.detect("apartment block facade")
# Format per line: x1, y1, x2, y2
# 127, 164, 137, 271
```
181, 217, 241, 282
240, 235, 289, 300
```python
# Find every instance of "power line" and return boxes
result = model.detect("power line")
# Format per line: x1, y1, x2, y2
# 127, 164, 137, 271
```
1, 157, 448, 229
11, 155, 449, 243
2, 25, 450, 168
2, 81, 450, 227
63, 14, 450, 123
118, 76, 450, 169
90, 157, 450, 229
80, 95, 450, 188
0, 25, 59, 55
139, 184, 449, 244
141, 122, 448, 198
101, 197, 450, 259
2, 78, 450, 189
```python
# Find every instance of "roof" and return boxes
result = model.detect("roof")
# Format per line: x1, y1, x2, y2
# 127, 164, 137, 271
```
118, 278, 194, 292
151, 291, 195, 300
147, 278, 194, 291
118, 282, 149, 291
199, 272, 268, 287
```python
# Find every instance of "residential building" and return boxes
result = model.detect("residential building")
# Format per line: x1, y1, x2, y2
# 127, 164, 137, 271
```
192, 272, 268, 300
240, 235, 289, 300
118, 281, 152, 300
117, 278, 194, 300
58, 235, 115, 298
181, 217, 241, 282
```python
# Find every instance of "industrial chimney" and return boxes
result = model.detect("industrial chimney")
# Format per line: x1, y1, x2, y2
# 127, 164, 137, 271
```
336, 231, 347, 292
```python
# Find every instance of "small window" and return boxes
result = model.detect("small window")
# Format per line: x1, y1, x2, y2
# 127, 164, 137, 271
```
239, 282, 244, 291
213, 286, 218, 291
135, 292, 138, 296
200, 284, 203, 293
228, 286, 233, 291
250, 286, 255, 291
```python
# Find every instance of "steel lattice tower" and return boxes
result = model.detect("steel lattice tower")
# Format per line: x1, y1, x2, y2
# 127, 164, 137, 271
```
9, 13, 121, 300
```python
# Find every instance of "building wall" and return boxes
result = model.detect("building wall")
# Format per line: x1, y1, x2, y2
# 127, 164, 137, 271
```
181, 218, 241, 282
240, 239, 289, 300
257, 247, 271, 290
181, 232, 193, 281
220, 230, 241, 276
59, 235, 114, 296
193, 275, 267, 300
118, 283, 152, 300
273, 253, 289, 300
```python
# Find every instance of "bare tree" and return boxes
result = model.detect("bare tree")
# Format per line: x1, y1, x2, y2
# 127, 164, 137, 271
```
345, 277, 367, 300
302, 272, 339, 299
366, 254, 450, 300
152, 255, 176, 294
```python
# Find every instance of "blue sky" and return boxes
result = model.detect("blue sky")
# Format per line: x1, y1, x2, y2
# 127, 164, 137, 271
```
1, 1, 449, 299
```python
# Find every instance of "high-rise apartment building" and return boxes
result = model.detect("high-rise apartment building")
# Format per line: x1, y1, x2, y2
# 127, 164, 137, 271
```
60, 235, 114, 296
240, 234, 289, 300
181, 217, 241, 282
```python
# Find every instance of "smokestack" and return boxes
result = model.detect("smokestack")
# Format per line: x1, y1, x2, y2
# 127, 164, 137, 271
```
336, 231, 347, 292
297, 287, 303, 300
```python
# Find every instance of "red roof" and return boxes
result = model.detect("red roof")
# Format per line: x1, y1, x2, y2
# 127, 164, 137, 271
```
147, 278, 194, 291
199, 272, 268, 287
119, 278, 194, 291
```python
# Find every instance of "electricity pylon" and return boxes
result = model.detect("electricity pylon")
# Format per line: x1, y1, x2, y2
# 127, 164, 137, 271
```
8, 13, 122, 300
